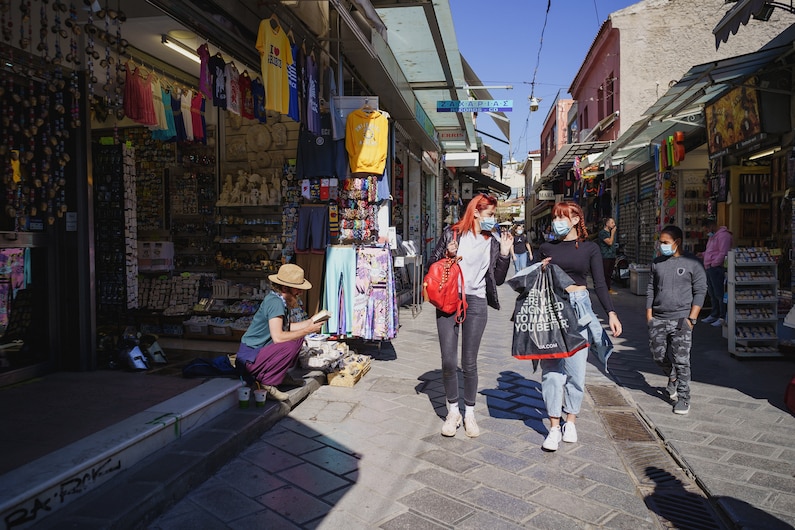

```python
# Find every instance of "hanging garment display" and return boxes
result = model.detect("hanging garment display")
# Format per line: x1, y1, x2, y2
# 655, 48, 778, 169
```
296, 113, 334, 179
345, 108, 389, 174
353, 247, 398, 340
256, 15, 292, 115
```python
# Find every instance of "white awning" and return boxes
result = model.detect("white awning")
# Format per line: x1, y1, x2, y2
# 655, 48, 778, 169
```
443, 152, 479, 167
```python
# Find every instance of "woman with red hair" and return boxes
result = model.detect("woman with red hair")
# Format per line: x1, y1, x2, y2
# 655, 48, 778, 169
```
537, 201, 622, 451
429, 193, 513, 438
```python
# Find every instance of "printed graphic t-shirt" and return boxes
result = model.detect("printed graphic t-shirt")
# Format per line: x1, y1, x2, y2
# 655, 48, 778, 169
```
345, 109, 388, 174
256, 19, 293, 115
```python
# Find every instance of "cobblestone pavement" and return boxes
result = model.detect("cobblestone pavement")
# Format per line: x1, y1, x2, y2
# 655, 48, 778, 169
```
150, 278, 795, 529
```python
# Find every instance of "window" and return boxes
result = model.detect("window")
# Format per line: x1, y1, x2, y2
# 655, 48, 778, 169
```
582, 108, 589, 129
606, 73, 615, 116
597, 86, 605, 122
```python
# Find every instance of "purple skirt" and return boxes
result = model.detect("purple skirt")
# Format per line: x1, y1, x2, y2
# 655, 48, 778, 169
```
237, 338, 303, 386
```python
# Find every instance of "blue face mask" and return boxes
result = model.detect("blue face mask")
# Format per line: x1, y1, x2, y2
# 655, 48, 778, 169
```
660, 243, 676, 256
552, 220, 572, 238
479, 216, 496, 232
707, 232, 714, 237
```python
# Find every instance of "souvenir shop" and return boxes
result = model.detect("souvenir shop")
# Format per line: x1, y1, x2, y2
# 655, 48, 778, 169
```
0, 0, 436, 384
608, 49, 795, 357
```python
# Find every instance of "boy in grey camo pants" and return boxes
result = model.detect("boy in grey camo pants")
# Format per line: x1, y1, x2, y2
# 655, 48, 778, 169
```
648, 318, 693, 403
646, 225, 707, 415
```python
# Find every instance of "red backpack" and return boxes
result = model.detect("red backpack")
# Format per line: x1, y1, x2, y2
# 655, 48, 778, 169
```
423, 233, 467, 322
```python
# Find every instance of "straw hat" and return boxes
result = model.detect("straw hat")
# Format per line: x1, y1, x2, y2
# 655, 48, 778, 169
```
269, 264, 312, 290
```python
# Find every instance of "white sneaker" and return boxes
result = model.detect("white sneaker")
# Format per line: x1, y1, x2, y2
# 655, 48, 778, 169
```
561, 422, 578, 443
441, 409, 462, 437
701, 315, 716, 324
711, 318, 724, 327
464, 415, 480, 438
542, 426, 562, 451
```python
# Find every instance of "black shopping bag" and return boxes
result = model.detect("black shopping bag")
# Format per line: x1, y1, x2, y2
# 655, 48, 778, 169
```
510, 264, 588, 360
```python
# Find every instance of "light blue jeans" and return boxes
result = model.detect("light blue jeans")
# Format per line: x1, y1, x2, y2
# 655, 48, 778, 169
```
513, 252, 529, 273
540, 289, 612, 417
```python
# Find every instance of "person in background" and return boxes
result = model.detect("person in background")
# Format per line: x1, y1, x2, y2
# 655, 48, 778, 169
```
597, 217, 618, 294
528, 226, 538, 246
544, 225, 554, 242
430, 193, 512, 438
537, 201, 622, 451
509, 225, 533, 273
235, 264, 324, 401
647, 225, 707, 415
699, 218, 733, 327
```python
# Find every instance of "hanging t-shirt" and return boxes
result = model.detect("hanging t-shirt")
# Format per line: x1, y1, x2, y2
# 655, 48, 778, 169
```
239, 72, 254, 120
182, 89, 194, 141
255, 18, 293, 115
296, 113, 334, 178
305, 53, 320, 135
251, 77, 267, 124
197, 43, 212, 99
287, 43, 300, 122
225, 62, 241, 115
191, 91, 205, 141
345, 109, 389, 174
208, 55, 227, 109
327, 66, 344, 141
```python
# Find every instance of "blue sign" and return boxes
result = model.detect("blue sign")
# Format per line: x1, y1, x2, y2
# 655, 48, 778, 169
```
437, 100, 513, 113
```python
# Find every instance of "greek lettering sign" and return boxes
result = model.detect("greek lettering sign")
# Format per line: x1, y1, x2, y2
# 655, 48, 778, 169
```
437, 100, 513, 113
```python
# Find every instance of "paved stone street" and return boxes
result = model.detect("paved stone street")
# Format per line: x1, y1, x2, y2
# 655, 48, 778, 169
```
150, 278, 795, 529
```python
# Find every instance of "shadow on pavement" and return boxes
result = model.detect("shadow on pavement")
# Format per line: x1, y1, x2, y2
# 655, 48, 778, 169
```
151, 416, 362, 528
642, 465, 793, 530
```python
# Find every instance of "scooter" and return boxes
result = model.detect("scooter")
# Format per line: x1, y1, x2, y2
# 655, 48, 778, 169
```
613, 245, 630, 287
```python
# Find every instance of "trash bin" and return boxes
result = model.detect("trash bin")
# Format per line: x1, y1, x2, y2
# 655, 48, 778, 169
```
629, 266, 650, 296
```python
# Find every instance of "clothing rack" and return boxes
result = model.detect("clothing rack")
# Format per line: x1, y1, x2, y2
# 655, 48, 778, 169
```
123, 45, 198, 89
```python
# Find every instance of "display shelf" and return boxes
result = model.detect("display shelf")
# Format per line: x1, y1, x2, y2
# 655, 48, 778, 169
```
726, 247, 782, 358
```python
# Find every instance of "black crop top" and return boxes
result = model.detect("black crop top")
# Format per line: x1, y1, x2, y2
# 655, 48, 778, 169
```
539, 239, 615, 315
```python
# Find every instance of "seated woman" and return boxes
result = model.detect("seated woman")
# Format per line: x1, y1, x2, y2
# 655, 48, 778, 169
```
235, 264, 325, 400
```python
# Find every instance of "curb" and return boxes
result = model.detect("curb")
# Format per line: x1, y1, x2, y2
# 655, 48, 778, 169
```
35, 375, 324, 530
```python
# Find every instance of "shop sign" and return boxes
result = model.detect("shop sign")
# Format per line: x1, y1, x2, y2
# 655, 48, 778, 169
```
439, 130, 465, 142
537, 189, 555, 201
437, 100, 513, 113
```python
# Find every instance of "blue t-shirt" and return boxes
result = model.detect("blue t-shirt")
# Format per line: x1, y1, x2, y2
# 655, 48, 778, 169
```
287, 43, 300, 123
240, 292, 286, 351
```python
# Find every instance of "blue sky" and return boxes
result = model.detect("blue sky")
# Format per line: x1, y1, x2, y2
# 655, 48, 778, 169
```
449, 0, 638, 162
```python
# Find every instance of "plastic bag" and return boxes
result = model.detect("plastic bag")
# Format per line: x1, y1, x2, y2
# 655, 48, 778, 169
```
511, 264, 588, 360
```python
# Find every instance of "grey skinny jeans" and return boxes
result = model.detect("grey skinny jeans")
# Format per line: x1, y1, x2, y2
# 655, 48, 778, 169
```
436, 295, 488, 407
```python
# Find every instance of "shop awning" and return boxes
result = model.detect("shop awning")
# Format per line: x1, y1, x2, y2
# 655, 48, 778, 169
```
595, 118, 703, 174
713, 0, 769, 49
531, 200, 554, 217
643, 42, 794, 122
539, 141, 613, 181
457, 169, 511, 197
371, 0, 477, 153
601, 36, 795, 173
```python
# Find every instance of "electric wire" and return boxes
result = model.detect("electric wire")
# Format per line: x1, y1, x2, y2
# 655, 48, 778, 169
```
514, 0, 551, 161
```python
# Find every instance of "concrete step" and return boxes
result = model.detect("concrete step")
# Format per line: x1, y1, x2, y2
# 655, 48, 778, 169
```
0, 378, 242, 529
1, 373, 324, 529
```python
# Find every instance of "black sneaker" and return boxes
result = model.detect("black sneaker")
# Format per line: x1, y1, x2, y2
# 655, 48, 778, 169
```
673, 399, 690, 415
666, 379, 678, 401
